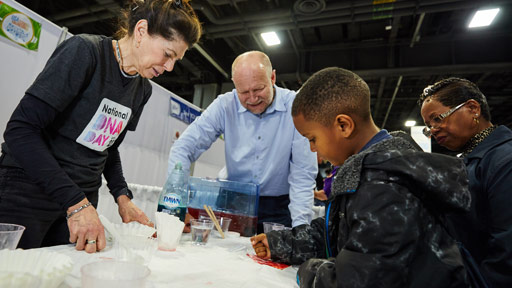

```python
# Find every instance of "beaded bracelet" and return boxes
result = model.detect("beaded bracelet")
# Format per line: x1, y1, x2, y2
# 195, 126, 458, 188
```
66, 202, 92, 220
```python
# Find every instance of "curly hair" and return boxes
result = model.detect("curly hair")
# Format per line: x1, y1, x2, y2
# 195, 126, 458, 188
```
292, 67, 371, 127
418, 77, 491, 121
116, 0, 201, 47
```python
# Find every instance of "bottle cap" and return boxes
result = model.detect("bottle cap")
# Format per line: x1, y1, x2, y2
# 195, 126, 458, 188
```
175, 162, 182, 170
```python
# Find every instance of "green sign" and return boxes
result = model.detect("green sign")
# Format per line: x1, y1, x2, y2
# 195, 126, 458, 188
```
0, 1, 41, 51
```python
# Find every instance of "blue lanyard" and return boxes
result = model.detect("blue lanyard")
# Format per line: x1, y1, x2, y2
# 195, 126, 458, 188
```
325, 201, 333, 258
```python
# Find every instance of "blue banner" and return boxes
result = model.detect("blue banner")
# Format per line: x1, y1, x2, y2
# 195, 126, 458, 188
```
170, 96, 201, 124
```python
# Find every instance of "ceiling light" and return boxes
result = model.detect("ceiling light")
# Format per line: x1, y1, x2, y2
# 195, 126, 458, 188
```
405, 120, 416, 127
261, 32, 281, 46
468, 8, 500, 28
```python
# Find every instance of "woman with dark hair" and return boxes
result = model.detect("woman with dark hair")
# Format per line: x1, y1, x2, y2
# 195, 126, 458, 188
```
419, 77, 512, 287
0, 0, 201, 253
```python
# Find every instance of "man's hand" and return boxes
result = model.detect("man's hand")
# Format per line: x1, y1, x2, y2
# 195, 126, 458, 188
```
117, 195, 154, 227
67, 198, 106, 253
183, 213, 192, 233
250, 233, 271, 259
314, 189, 328, 201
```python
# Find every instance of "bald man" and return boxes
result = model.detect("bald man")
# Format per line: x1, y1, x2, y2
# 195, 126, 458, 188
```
168, 51, 317, 234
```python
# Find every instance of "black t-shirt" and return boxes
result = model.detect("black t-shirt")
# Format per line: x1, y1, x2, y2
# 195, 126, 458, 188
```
3, 34, 151, 208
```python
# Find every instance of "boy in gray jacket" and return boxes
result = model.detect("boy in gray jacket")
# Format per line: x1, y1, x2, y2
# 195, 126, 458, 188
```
251, 67, 470, 288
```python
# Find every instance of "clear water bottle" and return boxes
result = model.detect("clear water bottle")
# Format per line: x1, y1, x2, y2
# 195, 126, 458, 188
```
157, 162, 188, 222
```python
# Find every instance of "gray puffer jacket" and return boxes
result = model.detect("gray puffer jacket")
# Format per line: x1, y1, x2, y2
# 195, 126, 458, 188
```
267, 132, 471, 288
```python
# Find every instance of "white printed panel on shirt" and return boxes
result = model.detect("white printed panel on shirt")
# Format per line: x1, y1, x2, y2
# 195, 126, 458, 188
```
76, 98, 131, 152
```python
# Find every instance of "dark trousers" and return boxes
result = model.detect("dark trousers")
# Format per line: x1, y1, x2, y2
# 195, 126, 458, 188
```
257, 194, 292, 234
0, 165, 97, 249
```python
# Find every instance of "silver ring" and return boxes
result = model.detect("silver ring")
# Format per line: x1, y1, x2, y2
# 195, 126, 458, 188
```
146, 219, 152, 225
86, 239, 97, 245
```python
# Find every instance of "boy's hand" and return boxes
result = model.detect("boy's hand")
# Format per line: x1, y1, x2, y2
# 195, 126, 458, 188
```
250, 233, 271, 259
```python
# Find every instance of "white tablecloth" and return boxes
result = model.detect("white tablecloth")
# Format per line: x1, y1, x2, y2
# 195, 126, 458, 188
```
39, 233, 298, 288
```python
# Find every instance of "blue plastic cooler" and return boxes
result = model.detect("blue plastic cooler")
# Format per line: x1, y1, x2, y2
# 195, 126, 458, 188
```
187, 177, 259, 236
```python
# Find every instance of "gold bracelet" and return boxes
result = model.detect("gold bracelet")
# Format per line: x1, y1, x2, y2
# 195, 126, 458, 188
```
66, 202, 92, 220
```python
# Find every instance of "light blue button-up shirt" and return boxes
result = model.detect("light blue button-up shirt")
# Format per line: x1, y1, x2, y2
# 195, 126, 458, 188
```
168, 86, 318, 226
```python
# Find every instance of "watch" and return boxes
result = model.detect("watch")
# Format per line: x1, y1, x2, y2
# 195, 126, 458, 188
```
113, 187, 133, 203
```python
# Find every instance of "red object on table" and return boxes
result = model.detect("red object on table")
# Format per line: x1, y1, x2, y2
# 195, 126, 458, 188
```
247, 253, 290, 270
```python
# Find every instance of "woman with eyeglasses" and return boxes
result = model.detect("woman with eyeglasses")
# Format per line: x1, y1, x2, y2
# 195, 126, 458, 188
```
419, 77, 512, 287
0, 0, 201, 253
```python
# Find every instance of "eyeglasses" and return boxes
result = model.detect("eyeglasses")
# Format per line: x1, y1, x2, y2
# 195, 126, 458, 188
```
422, 101, 468, 138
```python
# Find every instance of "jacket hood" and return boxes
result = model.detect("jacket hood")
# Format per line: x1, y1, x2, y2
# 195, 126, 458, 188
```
332, 131, 471, 213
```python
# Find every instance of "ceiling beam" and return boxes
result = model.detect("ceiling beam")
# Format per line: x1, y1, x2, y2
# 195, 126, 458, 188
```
410, 13, 425, 48
202, 0, 509, 39
192, 44, 229, 79
381, 76, 403, 128
373, 76, 387, 119
278, 63, 512, 81
48, 3, 120, 21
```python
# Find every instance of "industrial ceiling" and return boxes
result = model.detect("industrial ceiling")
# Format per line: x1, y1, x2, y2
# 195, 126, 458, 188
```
17, 0, 512, 149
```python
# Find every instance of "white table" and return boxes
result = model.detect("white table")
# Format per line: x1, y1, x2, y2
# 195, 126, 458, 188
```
40, 233, 298, 288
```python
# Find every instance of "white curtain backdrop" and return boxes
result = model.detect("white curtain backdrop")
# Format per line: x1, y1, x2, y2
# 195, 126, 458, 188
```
118, 81, 226, 188
97, 182, 162, 224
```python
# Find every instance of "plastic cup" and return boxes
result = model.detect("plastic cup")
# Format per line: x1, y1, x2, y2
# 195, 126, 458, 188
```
199, 215, 231, 232
154, 212, 185, 252
115, 235, 157, 265
208, 217, 232, 238
262, 222, 273, 233
263, 222, 284, 234
218, 217, 232, 233
0, 223, 25, 250
272, 223, 285, 231
81, 260, 150, 288
190, 219, 214, 245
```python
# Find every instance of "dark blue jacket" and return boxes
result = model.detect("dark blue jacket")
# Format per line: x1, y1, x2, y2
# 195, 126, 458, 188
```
449, 125, 512, 288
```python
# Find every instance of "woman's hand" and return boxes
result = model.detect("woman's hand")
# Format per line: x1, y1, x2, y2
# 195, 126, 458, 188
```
117, 195, 154, 227
250, 233, 271, 259
67, 198, 106, 253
